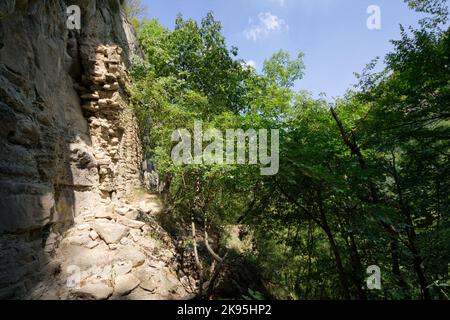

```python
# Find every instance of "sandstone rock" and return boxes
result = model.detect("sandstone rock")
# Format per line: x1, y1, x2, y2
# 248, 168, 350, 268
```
113, 260, 133, 276
84, 240, 99, 249
96, 46, 108, 54
103, 82, 119, 91
148, 261, 166, 270
109, 244, 118, 250
98, 98, 108, 106
89, 230, 99, 240
123, 287, 159, 300
159, 275, 181, 296
105, 73, 117, 82
39, 291, 59, 300
132, 265, 152, 282
72, 283, 113, 300
82, 102, 98, 111
83, 214, 95, 222
93, 221, 129, 244
8, 118, 40, 146
109, 101, 120, 108
106, 58, 120, 64
95, 211, 114, 219
110, 82, 120, 90
117, 216, 145, 229
0, 188, 56, 232
139, 237, 158, 252
117, 247, 146, 267
44, 243, 55, 253
108, 65, 119, 73
68, 235, 90, 246
81, 92, 99, 100
125, 210, 139, 220
139, 278, 157, 292
45, 233, 58, 246
129, 229, 141, 242
113, 274, 140, 296
92, 76, 105, 84
77, 223, 90, 231
41, 260, 62, 276
111, 137, 119, 145
115, 207, 129, 215
63, 244, 108, 270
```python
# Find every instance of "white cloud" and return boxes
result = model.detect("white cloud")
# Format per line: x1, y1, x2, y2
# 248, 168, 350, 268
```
260, 12, 283, 30
244, 12, 288, 41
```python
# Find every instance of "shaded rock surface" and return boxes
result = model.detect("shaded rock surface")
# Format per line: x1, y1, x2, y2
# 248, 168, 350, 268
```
72, 282, 113, 300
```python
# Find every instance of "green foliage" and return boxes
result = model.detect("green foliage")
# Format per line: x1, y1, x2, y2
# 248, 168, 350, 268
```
263, 50, 305, 88
131, 15, 262, 232
404, 0, 449, 26
130, 5, 449, 300
242, 288, 265, 300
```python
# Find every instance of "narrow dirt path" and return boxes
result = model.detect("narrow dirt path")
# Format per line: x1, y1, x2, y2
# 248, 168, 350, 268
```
29, 192, 194, 300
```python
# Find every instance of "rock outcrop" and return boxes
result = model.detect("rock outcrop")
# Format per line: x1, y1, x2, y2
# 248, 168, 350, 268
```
0, 1, 191, 299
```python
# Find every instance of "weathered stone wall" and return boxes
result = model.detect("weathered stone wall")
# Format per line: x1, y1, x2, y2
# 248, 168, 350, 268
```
77, 43, 142, 201
0, 0, 144, 298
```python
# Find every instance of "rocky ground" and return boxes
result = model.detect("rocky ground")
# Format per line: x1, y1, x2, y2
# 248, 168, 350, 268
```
28, 193, 196, 300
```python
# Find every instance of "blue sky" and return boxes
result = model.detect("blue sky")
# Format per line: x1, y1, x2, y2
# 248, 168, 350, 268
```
139, 0, 426, 99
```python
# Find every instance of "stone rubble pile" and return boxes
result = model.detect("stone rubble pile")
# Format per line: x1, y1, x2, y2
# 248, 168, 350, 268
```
30, 197, 194, 300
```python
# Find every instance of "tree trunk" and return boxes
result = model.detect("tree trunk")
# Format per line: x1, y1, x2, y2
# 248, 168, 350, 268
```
317, 190, 351, 300
348, 232, 367, 300
391, 152, 430, 299
388, 231, 410, 298
330, 107, 412, 296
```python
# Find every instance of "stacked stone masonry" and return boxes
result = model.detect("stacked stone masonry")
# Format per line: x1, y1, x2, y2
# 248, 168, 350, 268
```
76, 44, 142, 200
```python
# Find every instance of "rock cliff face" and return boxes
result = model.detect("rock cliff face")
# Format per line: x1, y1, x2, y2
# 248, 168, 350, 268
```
0, 1, 178, 299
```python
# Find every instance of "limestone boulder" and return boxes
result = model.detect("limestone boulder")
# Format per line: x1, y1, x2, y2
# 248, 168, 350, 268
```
113, 260, 133, 276
113, 274, 140, 296
116, 247, 146, 267
117, 216, 145, 229
93, 221, 129, 244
